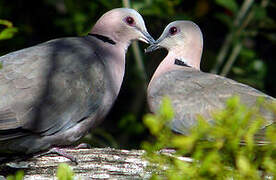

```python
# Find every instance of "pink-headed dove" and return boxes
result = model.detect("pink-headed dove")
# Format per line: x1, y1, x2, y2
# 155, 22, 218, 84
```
0, 8, 154, 161
146, 21, 275, 136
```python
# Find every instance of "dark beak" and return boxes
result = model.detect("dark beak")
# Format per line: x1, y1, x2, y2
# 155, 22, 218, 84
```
144, 43, 161, 53
141, 31, 155, 44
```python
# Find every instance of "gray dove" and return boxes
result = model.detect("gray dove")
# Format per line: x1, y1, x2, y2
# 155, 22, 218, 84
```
146, 21, 275, 137
0, 8, 154, 162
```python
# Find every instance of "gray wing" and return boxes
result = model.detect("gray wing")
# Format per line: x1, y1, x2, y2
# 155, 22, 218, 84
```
148, 69, 275, 134
0, 37, 106, 140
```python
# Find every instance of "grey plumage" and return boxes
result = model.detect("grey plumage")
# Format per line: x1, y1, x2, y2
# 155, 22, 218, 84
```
0, 8, 154, 159
148, 69, 275, 134
0, 37, 109, 154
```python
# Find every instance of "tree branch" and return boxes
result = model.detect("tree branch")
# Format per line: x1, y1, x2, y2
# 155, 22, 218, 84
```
0, 148, 151, 179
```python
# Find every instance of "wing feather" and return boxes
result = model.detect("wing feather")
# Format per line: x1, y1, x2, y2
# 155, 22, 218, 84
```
0, 37, 105, 140
148, 69, 275, 134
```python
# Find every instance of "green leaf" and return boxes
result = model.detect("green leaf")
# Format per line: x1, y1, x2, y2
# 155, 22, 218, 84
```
240, 48, 256, 59
143, 114, 161, 135
236, 155, 254, 176
6, 170, 24, 180
159, 96, 174, 121
0, 27, 18, 40
214, 13, 233, 28
215, 0, 238, 13
253, 6, 267, 21
56, 163, 74, 180
252, 60, 265, 71
172, 135, 196, 151
0, 19, 13, 27
118, 114, 145, 134
226, 95, 240, 108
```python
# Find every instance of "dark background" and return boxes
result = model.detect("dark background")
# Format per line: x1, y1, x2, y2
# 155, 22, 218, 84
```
0, 0, 275, 149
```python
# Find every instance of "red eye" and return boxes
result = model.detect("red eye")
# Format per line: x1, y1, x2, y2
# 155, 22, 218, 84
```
125, 16, 135, 26
169, 26, 178, 35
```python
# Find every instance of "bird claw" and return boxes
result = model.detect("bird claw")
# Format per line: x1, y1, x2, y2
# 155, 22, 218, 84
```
75, 143, 91, 149
35, 147, 78, 164
34, 143, 92, 164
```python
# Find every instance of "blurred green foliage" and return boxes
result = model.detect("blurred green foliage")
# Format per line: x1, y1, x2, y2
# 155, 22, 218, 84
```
215, 0, 238, 13
6, 170, 24, 180
143, 96, 276, 179
0, 19, 17, 40
0, 0, 275, 149
56, 163, 75, 180
0, 19, 17, 69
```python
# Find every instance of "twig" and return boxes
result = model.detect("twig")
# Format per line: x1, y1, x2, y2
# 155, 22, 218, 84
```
234, 0, 254, 26
158, 149, 193, 163
122, 0, 149, 115
211, 0, 254, 74
122, 0, 130, 8
211, 34, 233, 74
220, 42, 242, 76
218, 0, 270, 76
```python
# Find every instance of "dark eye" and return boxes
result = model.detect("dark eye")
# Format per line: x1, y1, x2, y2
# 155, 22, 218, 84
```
125, 16, 135, 26
169, 26, 178, 35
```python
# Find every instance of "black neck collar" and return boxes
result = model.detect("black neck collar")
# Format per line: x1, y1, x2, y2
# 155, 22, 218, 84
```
88, 33, 116, 45
174, 59, 191, 68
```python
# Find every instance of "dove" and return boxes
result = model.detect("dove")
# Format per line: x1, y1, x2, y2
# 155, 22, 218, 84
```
0, 8, 154, 162
146, 20, 275, 136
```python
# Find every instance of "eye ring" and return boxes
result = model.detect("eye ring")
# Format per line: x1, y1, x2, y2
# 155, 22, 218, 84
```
125, 16, 135, 26
169, 26, 178, 35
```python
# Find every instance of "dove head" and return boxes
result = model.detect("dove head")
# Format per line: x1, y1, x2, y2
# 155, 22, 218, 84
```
91, 8, 154, 49
146, 21, 203, 70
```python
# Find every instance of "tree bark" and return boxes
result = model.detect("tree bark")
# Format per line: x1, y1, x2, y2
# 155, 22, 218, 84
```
0, 148, 153, 179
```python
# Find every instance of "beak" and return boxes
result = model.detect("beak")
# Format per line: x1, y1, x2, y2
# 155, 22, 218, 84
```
139, 31, 155, 44
144, 36, 163, 53
144, 43, 161, 53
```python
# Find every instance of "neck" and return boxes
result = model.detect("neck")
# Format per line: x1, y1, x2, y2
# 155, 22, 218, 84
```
173, 45, 201, 70
87, 31, 128, 97
99, 41, 127, 96
90, 29, 130, 53
148, 50, 201, 90
90, 17, 132, 52
88, 33, 116, 45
